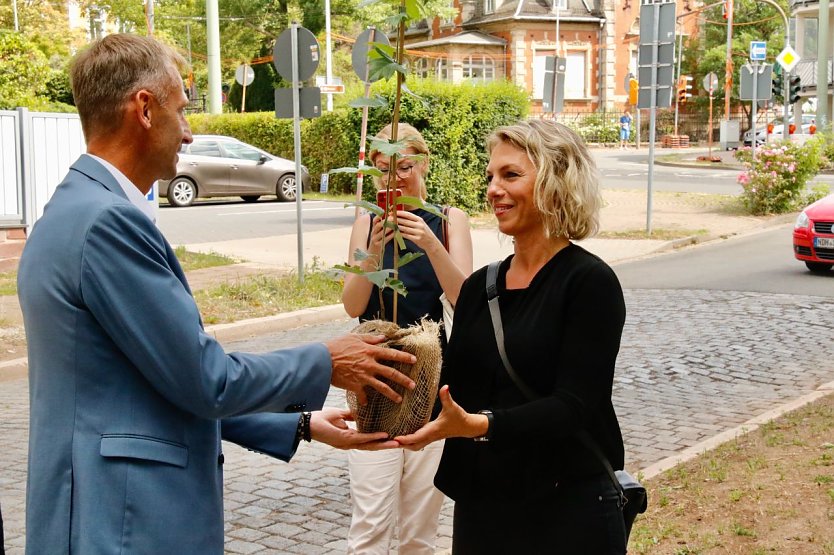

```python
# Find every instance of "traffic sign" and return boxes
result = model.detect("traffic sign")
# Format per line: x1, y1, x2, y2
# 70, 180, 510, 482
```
776, 45, 800, 72
749, 41, 767, 61
351, 28, 391, 83
318, 84, 345, 94
703, 72, 719, 94
235, 64, 255, 86
274, 27, 320, 82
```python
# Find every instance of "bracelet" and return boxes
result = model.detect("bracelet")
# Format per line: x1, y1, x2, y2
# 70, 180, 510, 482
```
301, 411, 312, 443
473, 410, 494, 442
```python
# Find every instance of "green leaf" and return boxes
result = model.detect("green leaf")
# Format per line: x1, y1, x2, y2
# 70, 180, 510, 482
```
396, 195, 424, 208
382, 13, 408, 28
369, 42, 396, 59
353, 248, 374, 262
382, 219, 398, 231
365, 270, 395, 288
344, 200, 384, 217
370, 138, 409, 157
385, 278, 408, 296
401, 83, 430, 108
395, 231, 406, 250
398, 251, 424, 268
368, 57, 398, 82
349, 95, 388, 109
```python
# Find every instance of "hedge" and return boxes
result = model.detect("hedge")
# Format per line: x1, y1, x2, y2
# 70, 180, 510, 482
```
186, 79, 528, 213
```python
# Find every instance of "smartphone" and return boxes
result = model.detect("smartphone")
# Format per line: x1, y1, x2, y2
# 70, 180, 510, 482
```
376, 188, 404, 212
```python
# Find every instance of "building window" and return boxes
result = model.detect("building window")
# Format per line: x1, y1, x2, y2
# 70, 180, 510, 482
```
484, 0, 495, 15
565, 51, 586, 98
436, 58, 450, 80
413, 57, 432, 78
803, 18, 818, 59
462, 55, 495, 82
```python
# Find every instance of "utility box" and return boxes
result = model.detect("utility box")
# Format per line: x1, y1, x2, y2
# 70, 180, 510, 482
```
719, 120, 740, 150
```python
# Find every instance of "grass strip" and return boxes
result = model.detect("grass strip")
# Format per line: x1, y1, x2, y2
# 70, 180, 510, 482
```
194, 270, 343, 325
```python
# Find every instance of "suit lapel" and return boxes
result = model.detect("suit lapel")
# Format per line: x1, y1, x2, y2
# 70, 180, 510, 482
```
70, 154, 129, 201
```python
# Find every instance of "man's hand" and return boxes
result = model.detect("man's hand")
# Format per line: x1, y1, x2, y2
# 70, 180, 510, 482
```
310, 408, 400, 450
324, 334, 416, 405
394, 385, 484, 451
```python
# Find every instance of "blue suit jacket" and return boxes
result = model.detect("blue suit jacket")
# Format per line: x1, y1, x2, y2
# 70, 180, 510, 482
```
17, 155, 332, 554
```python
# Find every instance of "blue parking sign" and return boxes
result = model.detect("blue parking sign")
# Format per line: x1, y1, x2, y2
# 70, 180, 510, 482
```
750, 41, 766, 61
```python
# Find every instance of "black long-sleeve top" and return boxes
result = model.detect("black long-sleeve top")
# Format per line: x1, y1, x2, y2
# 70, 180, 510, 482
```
434, 243, 626, 502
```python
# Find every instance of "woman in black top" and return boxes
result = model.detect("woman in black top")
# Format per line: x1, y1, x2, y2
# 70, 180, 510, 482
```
396, 120, 628, 553
342, 123, 473, 554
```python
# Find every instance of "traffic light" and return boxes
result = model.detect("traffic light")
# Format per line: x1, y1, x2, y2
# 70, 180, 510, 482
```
628, 78, 639, 105
788, 75, 801, 104
677, 75, 693, 104
771, 66, 783, 102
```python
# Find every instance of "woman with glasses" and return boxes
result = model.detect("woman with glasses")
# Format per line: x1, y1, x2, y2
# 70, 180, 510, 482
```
342, 123, 473, 554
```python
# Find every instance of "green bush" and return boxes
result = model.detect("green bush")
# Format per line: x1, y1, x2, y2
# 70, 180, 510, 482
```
187, 79, 528, 213
734, 139, 828, 215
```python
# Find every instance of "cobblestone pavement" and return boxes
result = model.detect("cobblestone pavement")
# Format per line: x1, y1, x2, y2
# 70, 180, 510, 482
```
1, 289, 833, 554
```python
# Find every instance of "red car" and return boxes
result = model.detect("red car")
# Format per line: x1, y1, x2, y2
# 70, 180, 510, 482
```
793, 194, 834, 272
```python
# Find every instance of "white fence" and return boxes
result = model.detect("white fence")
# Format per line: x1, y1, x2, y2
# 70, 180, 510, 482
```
0, 109, 86, 229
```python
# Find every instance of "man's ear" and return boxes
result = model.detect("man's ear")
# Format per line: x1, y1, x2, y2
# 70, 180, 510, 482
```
132, 89, 153, 130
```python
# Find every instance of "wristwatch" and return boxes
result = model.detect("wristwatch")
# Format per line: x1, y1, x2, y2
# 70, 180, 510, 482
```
473, 410, 494, 442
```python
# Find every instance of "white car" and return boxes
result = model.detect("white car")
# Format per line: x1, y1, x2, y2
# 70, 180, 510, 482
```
743, 116, 816, 146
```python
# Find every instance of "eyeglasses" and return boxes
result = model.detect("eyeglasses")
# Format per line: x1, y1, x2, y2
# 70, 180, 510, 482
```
376, 164, 415, 179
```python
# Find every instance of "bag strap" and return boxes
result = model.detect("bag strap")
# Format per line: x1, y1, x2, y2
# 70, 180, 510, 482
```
484, 260, 626, 501
441, 205, 450, 252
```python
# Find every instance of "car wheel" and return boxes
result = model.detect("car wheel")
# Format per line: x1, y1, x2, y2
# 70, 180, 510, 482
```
805, 261, 833, 272
241, 195, 261, 203
167, 177, 197, 207
276, 174, 297, 202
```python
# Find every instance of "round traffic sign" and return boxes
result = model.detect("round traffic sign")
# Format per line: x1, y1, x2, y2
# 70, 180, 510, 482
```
235, 64, 255, 86
351, 28, 391, 83
703, 72, 719, 94
273, 26, 320, 82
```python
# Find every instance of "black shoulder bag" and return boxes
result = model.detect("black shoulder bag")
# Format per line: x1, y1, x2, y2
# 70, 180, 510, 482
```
484, 260, 648, 541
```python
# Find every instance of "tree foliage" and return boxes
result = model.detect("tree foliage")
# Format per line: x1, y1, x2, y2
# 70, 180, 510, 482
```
680, 0, 789, 118
0, 31, 52, 109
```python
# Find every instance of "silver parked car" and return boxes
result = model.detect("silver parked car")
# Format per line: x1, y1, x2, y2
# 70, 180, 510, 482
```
159, 135, 312, 207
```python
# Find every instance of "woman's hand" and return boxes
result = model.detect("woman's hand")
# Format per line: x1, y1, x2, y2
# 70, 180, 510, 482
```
368, 215, 393, 255
391, 210, 441, 253
310, 407, 400, 450
394, 385, 485, 451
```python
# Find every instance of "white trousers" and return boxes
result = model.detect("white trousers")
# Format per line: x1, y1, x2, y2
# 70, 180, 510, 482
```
346, 441, 446, 555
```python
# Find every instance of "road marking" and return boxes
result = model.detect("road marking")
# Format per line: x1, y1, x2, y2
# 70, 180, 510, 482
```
217, 206, 351, 216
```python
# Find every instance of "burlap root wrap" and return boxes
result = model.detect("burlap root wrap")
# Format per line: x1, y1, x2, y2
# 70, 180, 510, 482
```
347, 319, 442, 437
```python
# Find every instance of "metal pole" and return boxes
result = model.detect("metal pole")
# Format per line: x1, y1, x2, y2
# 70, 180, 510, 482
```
708, 92, 714, 158
647, 3, 661, 236
817, 0, 830, 127
241, 64, 248, 113
751, 62, 758, 159
674, 23, 683, 136
206, 0, 222, 114
12, 0, 19, 31
636, 109, 641, 148
146, 0, 154, 35
325, 0, 334, 111
291, 23, 305, 283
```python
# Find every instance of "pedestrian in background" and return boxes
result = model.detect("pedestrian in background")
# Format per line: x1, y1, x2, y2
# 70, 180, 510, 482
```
619, 108, 633, 149
18, 33, 415, 555
342, 123, 473, 554
396, 120, 628, 553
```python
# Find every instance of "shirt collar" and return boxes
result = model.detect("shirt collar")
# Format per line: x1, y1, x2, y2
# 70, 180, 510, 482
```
86, 154, 157, 224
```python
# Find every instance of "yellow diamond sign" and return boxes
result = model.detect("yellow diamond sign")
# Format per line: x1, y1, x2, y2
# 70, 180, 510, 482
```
776, 46, 800, 73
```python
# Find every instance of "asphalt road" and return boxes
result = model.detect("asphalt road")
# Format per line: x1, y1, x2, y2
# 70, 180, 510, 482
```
613, 224, 834, 298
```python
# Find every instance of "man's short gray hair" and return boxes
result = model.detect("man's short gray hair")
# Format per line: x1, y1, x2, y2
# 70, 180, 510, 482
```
70, 33, 186, 139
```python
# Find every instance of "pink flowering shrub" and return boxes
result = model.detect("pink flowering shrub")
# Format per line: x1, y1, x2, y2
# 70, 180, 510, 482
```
734, 139, 827, 215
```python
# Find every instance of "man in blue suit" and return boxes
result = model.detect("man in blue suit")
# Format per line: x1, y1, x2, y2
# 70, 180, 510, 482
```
17, 33, 416, 554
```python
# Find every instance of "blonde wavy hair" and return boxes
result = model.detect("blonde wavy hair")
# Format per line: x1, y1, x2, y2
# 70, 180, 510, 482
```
368, 123, 430, 199
487, 119, 602, 240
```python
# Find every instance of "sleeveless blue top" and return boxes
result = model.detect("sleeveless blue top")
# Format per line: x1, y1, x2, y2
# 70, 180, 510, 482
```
359, 206, 445, 328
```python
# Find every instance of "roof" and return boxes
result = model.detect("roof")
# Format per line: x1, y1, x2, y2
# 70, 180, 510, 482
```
465, 0, 604, 26
405, 30, 507, 49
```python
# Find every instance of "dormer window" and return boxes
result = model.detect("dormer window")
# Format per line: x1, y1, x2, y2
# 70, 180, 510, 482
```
484, 0, 495, 15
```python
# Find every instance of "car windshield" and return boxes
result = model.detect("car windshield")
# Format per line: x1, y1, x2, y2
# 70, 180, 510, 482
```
222, 142, 266, 161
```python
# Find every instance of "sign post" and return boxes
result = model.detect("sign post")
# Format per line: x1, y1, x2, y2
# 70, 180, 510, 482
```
637, 0, 676, 235
704, 72, 719, 160
274, 24, 321, 282
234, 63, 254, 113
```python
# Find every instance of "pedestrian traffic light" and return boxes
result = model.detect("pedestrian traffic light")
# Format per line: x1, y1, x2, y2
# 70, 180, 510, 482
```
677, 75, 693, 104
788, 75, 801, 104
628, 78, 639, 105
771, 66, 783, 102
